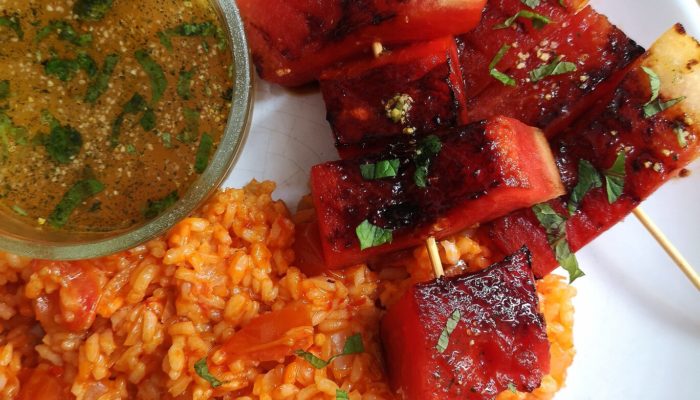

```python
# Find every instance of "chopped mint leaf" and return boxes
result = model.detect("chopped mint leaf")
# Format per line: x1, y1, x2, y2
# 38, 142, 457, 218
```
436, 309, 461, 353
413, 135, 442, 187
85, 53, 119, 103
529, 55, 577, 82
295, 334, 365, 369
73, 0, 114, 21
48, 179, 104, 227
643, 96, 686, 118
356, 220, 392, 250
144, 191, 179, 219
178, 108, 200, 143
35, 20, 92, 46
194, 357, 223, 388
489, 44, 516, 86
336, 389, 349, 400
567, 159, 602, 215
194, 133, 214, 174
603, 151, 626, 204
494, 10, 551, 30
0, 14, 23, 39
134, 49, 167, 104
177, 69, 195, 100
360, 159, 400, 180
45, 123, 83, 164
532, 203, 584, 283
158, 31, 173, 51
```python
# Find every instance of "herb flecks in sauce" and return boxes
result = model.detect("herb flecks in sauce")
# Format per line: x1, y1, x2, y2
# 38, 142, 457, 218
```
144, 191, 179, 219
177, 69, 195, 100
48, 178, 105, 228
73, 0, 114, 21
0, 1, 231, 231
194, 133, 214, 174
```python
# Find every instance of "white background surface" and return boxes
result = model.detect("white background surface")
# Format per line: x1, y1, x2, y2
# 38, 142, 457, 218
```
224, 1, 700, 399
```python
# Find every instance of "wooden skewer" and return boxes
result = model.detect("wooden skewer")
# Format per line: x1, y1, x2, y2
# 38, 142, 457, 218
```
426, 237, 445, 278
633, 207, 700, 291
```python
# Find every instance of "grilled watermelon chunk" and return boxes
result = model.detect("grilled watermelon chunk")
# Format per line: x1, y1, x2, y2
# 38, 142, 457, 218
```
321, 37, 468, 158
466, 6, 644, 136
483, 26, 700, 277
457, 0, 585, 97
381, 247, 550, 400
310, 117, 564, 269
238, 0, 487, 87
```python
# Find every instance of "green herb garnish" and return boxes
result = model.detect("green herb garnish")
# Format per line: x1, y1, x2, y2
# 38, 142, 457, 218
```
360, 159, 400, 180
603, 151, 626, 204
158, 31, 173, 51
194, 357, 223, 388
336, 389, 349, 400
567, 160, 602, 215
194, 133, 214, 174
73, 0, 114, 21
11, 205, 28, 217
0, 14, 23, 39
0, 80, 9, 100
125, 144, 136, 154
35, 21, 92, 46
45, 125, 82, 164
178, 108, 200, 143
295, 334, 365, 369
170, 21, 226, 49
508, 382, 518, 393
85, 53, 119, 103
76, 53, 98, 77
355, 220, 393, 250
110, 93, 148, 146
532, 203, 584, 283
521, 0, 541, 7
413, 135, 442, 188
144, 191, 179, 219
44, 57, 80, 82
494, 10, 551, 30
436, 309, 461, 353
48, 179, 105, 228
135, 49, 167, 104
139, 108, 156, 131
640, 66, 686, 117
161, 132, 173, 148
177, 69, 195, 100
489, 44, 516, 86
529, 55, 577, 82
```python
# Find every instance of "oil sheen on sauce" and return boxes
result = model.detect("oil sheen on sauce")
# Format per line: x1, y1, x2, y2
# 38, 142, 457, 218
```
0, 0, 233, 232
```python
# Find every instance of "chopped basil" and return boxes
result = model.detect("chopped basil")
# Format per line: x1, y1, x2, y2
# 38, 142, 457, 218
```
603, 151, 626, 204
435, 309, 461, 353
11, 205, 28, 217
44, 57, 80, 82
508, 382, 518, 393
295, 333, 365, 369
76, 53, 98, 77
413, 135, 442, 188
675, 125, 689, 148
194, 133, 214, 174
194, 357, 223, 388
567, 159, 602, 215
73, 0, 114, 21
170, 21, 226, 49
35, 21, 92, 47
161, 132, 173, 148
356, 220, 393, 250
48, 179, 105, 227
134, 49, 167, 104
521, 0, 541, 7
44, 123, 83, 164
111, 93, 148, 146
85, 53, 119, 103
0, 111, 28, 163
532, 203, 584, 283
529, 56, 577, 82
640, 66, 686, 117
158, 31, 173, 52
177, 69, 195, 100
0, 80, 9, 100
336, 389, 349, 400
139, 108, 156, 131
489, 44, 516, 86
178, 108, 200, 143
144, 190, 179, 219
360, 159, 400, 180
0, 14, 23, 39
494, 10, 551, 30
643, 97, 686, 118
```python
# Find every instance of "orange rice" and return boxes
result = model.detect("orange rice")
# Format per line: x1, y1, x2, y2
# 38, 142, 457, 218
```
0, 181, 576, 399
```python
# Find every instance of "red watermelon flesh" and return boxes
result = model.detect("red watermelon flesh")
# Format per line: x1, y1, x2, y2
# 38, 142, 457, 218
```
381, 247, 550, 400
321, 37, 468, 154
310, 117, 564, 269
238, 0, 487, 87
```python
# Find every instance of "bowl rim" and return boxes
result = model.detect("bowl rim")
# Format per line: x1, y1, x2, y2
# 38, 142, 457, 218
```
0, 0, 253, 260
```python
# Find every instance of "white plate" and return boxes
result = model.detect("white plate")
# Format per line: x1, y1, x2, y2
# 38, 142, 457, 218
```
225, 1, 700, 399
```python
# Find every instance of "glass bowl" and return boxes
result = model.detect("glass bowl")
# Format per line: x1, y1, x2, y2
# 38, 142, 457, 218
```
0, 0, 253, 260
